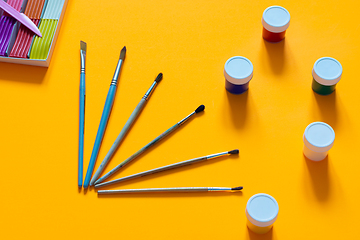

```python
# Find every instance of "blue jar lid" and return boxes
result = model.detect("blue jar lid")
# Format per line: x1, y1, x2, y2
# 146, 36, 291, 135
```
312, 57, 342, 86
262, 6, 290, 33
246, 193, 279, 227
304, 122, 335, 152
224, 56, 253, 85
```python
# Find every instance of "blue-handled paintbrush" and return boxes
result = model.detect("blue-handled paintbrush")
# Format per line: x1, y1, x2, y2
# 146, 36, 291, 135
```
78, 41, 86, 187
83, 46, 126, 189
90, 73, 163, 186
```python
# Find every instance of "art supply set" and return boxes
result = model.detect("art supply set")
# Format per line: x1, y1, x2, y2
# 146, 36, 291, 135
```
73, 4, 343, 235
78, 45, 221, 193
0, 0, 68, 66
220, 5, 341, 234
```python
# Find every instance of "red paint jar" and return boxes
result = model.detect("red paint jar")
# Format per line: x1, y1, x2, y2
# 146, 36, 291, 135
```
261, 6, 290, 43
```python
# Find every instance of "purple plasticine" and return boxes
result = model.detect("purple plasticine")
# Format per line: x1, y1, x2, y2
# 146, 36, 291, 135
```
0, 16, 16, 56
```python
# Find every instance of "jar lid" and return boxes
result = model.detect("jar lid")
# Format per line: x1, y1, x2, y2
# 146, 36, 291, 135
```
246, 193, 279, 227
262, 6, 290, 33
303, 122, 335, 152
312, 57, 342, 86
224, 56, 253, 85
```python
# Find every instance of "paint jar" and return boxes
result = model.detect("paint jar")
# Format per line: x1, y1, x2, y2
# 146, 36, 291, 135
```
262, 6, 290, 42
303, 122, 335, 161
312, 57, 342, 95
224, 56, 253, 95
246, 193, 279, 234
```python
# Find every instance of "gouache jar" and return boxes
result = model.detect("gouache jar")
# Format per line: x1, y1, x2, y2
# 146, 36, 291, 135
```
224, 56, 253, 95
303, 122, 335, 161
262, 6, 290, 42
312, 57, 342, 95
246, 193, 279, 234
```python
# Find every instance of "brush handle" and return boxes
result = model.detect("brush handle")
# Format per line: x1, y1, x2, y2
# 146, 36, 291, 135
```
95, 156, 208, 188
90, 98, 147, 186
95, 123, 180, 184
98, 187, 211, 194
83, 85, 117, 188
78, 72, 85, 187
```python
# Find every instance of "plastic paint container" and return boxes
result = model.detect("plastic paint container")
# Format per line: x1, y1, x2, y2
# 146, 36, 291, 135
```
262, 6, 290, 42
312, 57, 342, 95
246, 193, 279, 234
303, 122, 335, 161
224, 56, 253, 95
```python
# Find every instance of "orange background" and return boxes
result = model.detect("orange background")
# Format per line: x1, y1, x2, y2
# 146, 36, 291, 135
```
0, 0, 359, 239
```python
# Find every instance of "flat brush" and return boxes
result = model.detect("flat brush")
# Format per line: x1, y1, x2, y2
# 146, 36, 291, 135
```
94, 104, 205, 185
90, 73, 163, 186
78, 41, 86, 187
83, 46, 126, 189
95, 149, 239, 188
98, 186, 243, 194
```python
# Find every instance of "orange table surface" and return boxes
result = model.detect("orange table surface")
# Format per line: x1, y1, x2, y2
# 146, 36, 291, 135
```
1, 0, 359, 239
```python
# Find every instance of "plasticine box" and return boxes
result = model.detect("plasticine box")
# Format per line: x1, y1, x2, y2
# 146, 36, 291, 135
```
0, 0, 68, 67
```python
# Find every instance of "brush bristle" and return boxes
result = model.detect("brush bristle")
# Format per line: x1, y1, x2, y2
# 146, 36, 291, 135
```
155, 73, 163, 83
80, 41, 86, 51
231, 186, 243, 191
228, 149, 239, 155
195, 105, 205, 113
120, 46, 126, 60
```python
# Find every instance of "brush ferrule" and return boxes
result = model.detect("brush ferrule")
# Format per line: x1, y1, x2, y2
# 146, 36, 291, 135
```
177, 111, 195, 125
80, 50, 86, 73
111, 59, 123, 86
208, 187, 232, 192
143, 81, 157, 100
207, 151, 230, 160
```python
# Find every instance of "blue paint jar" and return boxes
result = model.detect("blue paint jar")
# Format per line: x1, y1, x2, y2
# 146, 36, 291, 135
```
224, 56, 253, 94
312, 57, 342, 95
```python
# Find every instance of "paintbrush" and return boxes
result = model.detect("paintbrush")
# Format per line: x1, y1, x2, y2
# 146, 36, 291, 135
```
98, 186, 243, 194
94, 104, 205, 185
83, 46, 126, 189
78, 41, 86, 187
89, 73, 163, 186
95, 149, 239, 188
